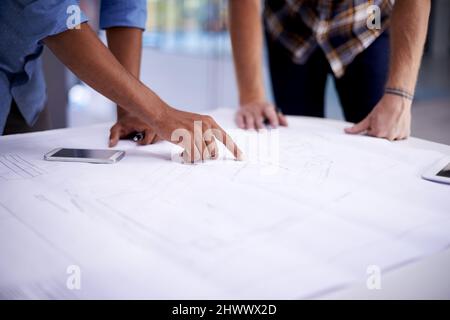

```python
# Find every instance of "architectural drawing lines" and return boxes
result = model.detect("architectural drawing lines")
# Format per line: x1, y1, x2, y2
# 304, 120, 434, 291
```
0, 202, 78, 264
0, 154, 44, 180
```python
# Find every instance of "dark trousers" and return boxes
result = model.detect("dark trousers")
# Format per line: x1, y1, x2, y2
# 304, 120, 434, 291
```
266, 31, 390, 123
3, 101, 51, 135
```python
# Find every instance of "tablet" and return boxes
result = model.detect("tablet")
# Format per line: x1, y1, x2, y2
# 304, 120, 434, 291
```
422, 157, 450, 184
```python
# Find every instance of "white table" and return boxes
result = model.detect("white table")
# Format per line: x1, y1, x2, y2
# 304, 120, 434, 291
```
310, 120, 450, 299
279, 116, 450, 299
0, 109, 449, 299
272, 115, 450, 299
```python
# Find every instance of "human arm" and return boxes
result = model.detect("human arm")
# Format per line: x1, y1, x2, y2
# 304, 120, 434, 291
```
105, 27, 160, 146
345, 0, 431, 141
229, 0, 287, 129
44, 23, 242, 162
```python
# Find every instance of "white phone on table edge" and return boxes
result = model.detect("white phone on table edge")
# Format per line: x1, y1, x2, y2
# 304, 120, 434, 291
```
44, 148, 125, 164
422, 157, 450, 185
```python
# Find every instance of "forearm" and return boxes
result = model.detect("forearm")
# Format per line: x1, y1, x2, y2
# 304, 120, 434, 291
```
44, 23, 166, 127
106, 27, 143, 118
229, 0, 266, 104
386, 0, 431, 93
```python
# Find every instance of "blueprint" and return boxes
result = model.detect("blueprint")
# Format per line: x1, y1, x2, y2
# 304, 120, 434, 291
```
0, 109, 449, 299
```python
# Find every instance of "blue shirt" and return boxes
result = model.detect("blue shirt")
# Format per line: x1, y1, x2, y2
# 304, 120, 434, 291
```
0, 0, 147, 134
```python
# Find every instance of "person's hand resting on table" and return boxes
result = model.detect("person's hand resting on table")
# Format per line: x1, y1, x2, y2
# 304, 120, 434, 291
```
110, 105, 242, 162
155, 107, 242, 162
236, 102, 288, 130
345, 94, 412, 141
109, 109, 160, 147
108, 108, 241, 163
346, 0, 430, 141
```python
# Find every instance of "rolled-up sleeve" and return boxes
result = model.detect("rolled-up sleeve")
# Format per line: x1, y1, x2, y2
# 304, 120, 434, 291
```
18, 0, 88, 44
0, 0, 89, 133
99, 0, 147, 30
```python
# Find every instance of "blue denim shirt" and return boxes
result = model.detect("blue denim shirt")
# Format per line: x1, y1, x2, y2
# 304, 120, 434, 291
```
0, 0, 147, 134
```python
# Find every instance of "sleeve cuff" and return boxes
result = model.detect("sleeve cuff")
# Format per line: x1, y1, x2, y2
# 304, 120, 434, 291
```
99, 0, 147, 30
21, 0, 89, 43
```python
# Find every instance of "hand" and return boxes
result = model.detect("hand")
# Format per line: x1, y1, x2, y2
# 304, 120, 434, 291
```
235, 102, 288, 130
109, 113, 160, 147
154, 106, 244, 163
345, 94, 412, 141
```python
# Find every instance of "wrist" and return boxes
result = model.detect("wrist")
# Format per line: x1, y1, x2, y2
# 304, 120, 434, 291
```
239, 94, 266, 106
239, 87, 266, 106
385, 77, 416, 97
116, 106, 130, 119
132, 86, 170, 128
382, 92, 413, 112
384, 86, 415, 102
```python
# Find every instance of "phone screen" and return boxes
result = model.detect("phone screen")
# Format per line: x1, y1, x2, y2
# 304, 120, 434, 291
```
52, 148, 119, 160
437, 163, 450, 178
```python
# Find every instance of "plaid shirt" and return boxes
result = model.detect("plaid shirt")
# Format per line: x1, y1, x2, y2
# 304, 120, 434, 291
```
264, 0, 393, 78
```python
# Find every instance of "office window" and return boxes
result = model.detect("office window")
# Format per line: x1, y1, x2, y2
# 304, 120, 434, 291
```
144, 0, 231, 55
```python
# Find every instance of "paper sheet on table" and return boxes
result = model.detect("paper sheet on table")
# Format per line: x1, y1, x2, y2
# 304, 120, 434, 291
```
0, 109, 449, 299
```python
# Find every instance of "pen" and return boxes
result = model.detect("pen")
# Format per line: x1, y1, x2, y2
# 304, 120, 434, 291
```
124, 131, 145, 142
132, 132, 145, 142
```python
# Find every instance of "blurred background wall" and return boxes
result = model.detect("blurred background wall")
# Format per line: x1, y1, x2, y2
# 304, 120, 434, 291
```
42, 0, 450, 144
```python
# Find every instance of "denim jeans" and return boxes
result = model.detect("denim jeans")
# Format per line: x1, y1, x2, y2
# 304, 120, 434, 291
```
266, 30, 390, 123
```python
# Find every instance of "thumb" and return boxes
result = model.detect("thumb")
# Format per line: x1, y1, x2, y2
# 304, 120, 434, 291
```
345, 117, 370, 134
109, 127, 121, 147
